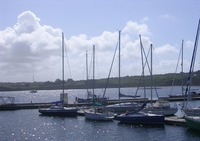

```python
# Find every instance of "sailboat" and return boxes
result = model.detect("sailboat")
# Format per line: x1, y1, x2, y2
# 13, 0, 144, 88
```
139, 40, 177, 116
30, 75, 37, 93
168, 40, 200, 99
38, 33, 78, 117
169, 40, 185, 98
75, 51, 94, 104
105, 31, 143, 114
114, 35, 164, 125
84, 45, 114, 121
142, 100, 177, 116
84, 108, 114, 121
30, 89, 37, 93
183, 19, 200, 116
75, 51, 107, 104
114, 110, 164, 125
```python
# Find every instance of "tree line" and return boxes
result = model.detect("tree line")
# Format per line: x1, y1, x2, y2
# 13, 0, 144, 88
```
0, 70, 200, 91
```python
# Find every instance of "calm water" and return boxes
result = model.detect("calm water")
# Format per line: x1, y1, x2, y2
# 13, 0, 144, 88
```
1, 109, 200, 141
1, 86, 200, 141
1, 86, 200, 104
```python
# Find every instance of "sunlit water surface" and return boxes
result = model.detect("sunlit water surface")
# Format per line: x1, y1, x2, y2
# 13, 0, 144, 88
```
1, 86, 200, 140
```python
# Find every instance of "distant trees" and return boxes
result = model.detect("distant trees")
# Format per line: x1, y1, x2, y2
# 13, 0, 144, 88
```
0, 71, 200, 91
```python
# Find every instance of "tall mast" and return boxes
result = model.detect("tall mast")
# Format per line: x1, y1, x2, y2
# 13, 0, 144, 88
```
185, 19, 200, 107
118, 30, 121, 103
92, 45, 95, 103
86, 50, 89, 98
139, 35, 146, 99
62, 33, 65, 107
150, 44, 153, 105
181, 40, 185, 106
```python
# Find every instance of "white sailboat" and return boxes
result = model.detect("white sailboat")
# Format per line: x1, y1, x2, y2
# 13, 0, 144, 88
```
84, 108, 114, 121
140, 40, 177, 116
84, 45, 114, 121
30, 75, 37, 93
38, 33, 78, 117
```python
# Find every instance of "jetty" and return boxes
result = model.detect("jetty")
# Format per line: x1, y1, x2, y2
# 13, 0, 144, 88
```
0, 103, 52, 110
160, 95, 200, 101
1, 96, 200, 110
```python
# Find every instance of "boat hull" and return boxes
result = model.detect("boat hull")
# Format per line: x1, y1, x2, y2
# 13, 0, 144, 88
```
185, 116, 200, 131
105, 103, 143, 114
141, 107, 177, 116
30, 90, 37, 93
39, 107, 78, 117
84, 110, 114, 121
114, 112, 165, 125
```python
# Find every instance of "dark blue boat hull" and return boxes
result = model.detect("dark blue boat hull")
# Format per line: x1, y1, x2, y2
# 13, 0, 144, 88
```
39, 108, 78, 117
114, 112, 165, 125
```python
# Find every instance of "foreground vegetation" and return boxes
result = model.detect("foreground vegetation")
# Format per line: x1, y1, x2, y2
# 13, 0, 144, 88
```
0, 71, 200, 91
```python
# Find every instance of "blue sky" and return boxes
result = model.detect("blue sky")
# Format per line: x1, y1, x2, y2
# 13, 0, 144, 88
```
0, 0, 200, 82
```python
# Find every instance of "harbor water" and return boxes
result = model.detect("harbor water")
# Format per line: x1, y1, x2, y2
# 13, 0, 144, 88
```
1, 86, 200, 140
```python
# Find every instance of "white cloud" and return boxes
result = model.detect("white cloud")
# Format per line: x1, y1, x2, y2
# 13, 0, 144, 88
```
91, 31, 118, 52
154, 44, 178, 55
0, 10, 194, 82
14, 10, 40, 34
0, 11, 62, 82
122, 21, 150, 35
155, 60, 178, 74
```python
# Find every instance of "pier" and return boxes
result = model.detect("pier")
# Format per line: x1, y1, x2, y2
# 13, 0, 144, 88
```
1, 96, 200, 110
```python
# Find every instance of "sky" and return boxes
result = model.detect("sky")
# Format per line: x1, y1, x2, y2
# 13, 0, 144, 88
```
0, 0, 200, 82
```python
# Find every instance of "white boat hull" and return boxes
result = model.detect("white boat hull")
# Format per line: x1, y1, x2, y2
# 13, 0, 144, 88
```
84, 109, 114, 121
105, 102, 143, 114
141, 107, 177, 116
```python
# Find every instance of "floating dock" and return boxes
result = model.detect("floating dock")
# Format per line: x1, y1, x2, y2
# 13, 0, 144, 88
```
0, 103, 53, 110
160, 96, 200, 101
1, 96, 200, 111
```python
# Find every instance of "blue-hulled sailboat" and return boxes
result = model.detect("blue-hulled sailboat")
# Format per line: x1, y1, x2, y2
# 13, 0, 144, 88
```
113, 35, 165, 125
114, 111, 164, 125
38, 33, 78, 117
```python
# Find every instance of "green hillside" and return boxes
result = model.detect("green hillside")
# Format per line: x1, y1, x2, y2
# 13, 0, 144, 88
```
0, 71, 200, 91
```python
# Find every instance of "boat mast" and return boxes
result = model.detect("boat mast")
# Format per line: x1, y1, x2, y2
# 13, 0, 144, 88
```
181, 40, 184, 94
150, 44, 153, 105
185, 19, 200, 107
118, 30, 121, 103
181, 40, 185, 106
86, 50, 89, 99
62, 33, 65, 107
92, 45, 95, 103
139, 35, 146, 99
